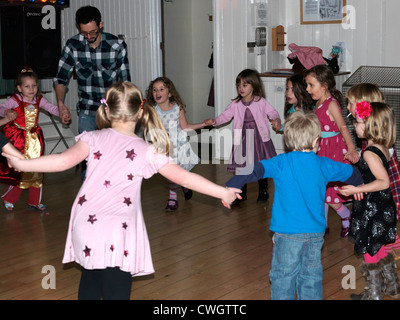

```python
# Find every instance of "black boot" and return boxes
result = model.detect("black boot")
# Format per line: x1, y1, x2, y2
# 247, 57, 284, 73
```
350, 262, 383, 300
232, 184, 247, 205
257, 178, 269, 203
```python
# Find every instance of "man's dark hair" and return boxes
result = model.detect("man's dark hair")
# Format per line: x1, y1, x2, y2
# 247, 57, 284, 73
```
76, 6, 102, 27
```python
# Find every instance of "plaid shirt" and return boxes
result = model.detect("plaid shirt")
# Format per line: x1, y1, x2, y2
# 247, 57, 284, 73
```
54, 32, 131, 116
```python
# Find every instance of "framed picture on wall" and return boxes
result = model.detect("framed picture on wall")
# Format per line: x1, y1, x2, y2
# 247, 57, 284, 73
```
300, 0, 346, 25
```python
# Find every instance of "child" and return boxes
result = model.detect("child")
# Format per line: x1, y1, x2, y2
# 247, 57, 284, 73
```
205, 69, 282, 204
304, 65, 359, 238
225, 111, 363, 300
339, 102, 400, 300
346, 83, 400, 257
0, 67, 69, 212
284, 74, 314, 119
3, 81, 240, 300
146, 77, 206, 211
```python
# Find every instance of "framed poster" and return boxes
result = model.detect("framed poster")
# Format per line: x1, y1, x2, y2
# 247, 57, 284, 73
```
300, 0, 346, 25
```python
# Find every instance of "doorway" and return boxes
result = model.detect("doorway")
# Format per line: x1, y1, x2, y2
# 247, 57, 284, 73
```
160, 0, 215, 124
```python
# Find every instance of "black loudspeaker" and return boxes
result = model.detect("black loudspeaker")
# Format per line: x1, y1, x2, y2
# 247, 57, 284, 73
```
1, 5, 61, 79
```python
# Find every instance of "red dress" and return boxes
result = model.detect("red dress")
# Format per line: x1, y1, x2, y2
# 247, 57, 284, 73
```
0, 94, 44, 189
315, 96, 352, 204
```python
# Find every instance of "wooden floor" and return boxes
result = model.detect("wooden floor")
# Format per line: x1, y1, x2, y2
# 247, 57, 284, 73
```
0, 163, 398, 300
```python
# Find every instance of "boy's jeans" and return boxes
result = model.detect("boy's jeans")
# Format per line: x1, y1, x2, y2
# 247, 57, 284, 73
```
270, 232, 325, 300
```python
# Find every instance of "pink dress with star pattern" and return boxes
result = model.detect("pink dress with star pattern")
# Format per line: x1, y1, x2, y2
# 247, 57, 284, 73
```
315, 96, 352, 204
62, 129, 170, 276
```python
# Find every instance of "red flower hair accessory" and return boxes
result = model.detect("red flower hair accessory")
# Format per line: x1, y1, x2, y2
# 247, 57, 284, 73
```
355, 101, 372, 119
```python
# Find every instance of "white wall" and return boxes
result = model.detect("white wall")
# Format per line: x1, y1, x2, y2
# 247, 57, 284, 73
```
268, 0, 400, 73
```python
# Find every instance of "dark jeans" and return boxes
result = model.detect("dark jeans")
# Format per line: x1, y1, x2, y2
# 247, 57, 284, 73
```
78, 267, 132, 300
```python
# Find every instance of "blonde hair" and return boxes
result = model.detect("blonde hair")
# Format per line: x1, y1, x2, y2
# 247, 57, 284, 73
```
346, 83, 385, 103
363, 102, 396, 149
284, 110, 321, 152
96, 81, 171, 155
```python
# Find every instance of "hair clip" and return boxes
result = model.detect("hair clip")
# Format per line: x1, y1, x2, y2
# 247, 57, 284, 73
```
101, 98, 108, 108
21, 67, 34, 74
140, 99, 146, 110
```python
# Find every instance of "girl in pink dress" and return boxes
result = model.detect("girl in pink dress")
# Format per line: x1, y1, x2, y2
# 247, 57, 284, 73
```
305, 65, 359, 237
3, 81, 240, 300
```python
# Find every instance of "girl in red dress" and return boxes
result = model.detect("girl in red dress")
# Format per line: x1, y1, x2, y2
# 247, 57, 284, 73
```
0, 68, 63, 211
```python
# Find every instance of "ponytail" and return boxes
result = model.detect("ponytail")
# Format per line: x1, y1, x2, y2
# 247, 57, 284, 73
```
330, 88, 344, 106
140, 103, 171, 156
96, 104, 112, 130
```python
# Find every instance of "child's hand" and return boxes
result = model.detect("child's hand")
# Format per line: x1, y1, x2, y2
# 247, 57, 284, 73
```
344, 150, 360, 164
221, 187, 242, 209
271, 118, 283, 132
204, 118, 216, 126
339, 185, 365, 200
59, 105, 72, 125
4, 110, 17, 122
1, 152, 24, 171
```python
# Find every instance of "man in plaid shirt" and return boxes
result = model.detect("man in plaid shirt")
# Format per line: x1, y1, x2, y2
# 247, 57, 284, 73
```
53, 6, 131, 133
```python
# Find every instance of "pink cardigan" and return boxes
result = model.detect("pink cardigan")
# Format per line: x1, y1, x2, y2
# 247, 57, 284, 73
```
214, 97, 280, 144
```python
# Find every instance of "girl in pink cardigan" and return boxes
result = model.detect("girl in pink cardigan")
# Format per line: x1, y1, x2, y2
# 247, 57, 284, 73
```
205, 69, 282, 204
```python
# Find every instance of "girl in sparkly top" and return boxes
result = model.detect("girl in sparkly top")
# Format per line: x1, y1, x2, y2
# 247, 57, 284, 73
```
340, 102, 400, 300
3, 81, 240, 300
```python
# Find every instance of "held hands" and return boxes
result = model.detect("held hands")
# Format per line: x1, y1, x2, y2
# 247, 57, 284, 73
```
221, 187, 242, 209
204, 118, 216, 126
344, 149, 360, 164
338, 184, 365, 201
1, 150, 25, 171
58, 104, 72, 125
271, 118, 283, 132
4, 110, 17, 122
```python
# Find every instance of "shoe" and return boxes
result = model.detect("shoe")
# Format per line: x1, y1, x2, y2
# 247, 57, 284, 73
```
4, 202, 14, 211
379, 253, 400, 298
181, 187, 193, 200
165, 199, 178, 212
257, 190, 269, 203
232, 193, 248, 206
28, 204, 47, 211
340, 216, 351, 238
350, 262, 383, 300
257, 179, 269, 203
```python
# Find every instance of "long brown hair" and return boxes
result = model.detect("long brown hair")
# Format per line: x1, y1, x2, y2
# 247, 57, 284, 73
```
233, 69, 265, 103
304, 64, 343, 105
284, 74, 314, 119
146, 77, 186, 110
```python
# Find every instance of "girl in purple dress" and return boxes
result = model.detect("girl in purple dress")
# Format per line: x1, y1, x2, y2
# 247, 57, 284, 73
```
4, 81, 240, 300
205, 69, 282, 204
305, 65, 359, 237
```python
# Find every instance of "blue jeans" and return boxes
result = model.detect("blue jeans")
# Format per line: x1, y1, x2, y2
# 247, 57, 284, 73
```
78, 114, 98, 134
270, 232, 325, 300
